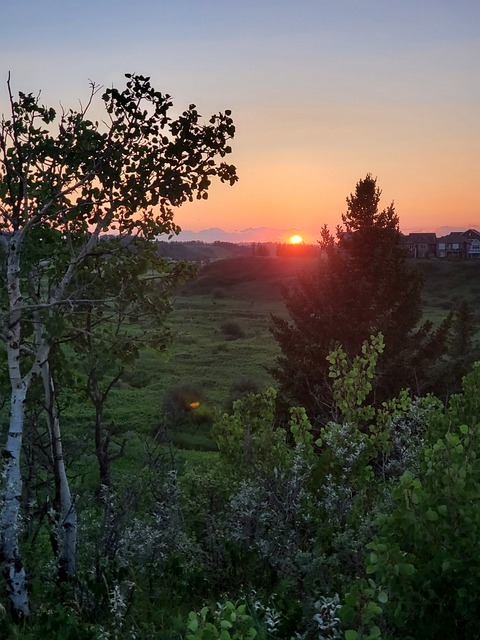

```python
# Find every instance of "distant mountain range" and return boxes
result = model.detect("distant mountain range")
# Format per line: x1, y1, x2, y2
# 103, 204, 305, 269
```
422, 226, 480, 237
168, 227, 307, 243
164, 225, 480, 244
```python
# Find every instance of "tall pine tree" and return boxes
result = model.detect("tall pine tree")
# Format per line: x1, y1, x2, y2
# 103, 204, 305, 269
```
271, 175, 451, 425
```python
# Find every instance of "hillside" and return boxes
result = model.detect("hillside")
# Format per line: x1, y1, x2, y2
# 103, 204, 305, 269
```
417, 259, 480, 317
156, 240, 252, 262
64, 256, 480, 456
179, 255, 480, 317
179, 255, 318, 302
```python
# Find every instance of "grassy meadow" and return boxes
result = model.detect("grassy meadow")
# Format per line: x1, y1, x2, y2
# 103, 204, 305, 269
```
61, 255, 480, 476
80, 257, 301, 456
418, 259, 480, 316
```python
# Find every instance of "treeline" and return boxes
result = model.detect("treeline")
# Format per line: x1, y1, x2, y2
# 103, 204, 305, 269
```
155, 240, 320, 262
253, 242, 320, 258
156, 240, 252, 262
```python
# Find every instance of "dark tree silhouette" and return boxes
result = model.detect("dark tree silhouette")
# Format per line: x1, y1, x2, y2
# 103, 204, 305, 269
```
271, 175, 456, 425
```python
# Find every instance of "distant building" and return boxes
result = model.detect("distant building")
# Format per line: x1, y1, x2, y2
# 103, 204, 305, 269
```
437, 229, 480, 259
403, 228, 480, 259
403, 233, 437, 258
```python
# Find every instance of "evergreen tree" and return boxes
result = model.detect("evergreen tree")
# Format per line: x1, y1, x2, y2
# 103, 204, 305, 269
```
271, 175, 450, 425
427, 300, 480, 399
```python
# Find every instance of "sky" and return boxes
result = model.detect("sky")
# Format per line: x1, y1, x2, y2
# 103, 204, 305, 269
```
1, 0, 479, 242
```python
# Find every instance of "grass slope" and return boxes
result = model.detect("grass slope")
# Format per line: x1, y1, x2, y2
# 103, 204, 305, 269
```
63, 256, 480, 465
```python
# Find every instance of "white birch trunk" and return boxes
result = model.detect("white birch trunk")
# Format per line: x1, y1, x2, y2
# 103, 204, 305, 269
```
0, 178, 105, 615
1, 232, 29, 616
40, 360, 77, 578
1, 385, 29, 617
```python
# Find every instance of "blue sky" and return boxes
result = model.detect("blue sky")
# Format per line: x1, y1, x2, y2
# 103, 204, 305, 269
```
1, 0, 479, 240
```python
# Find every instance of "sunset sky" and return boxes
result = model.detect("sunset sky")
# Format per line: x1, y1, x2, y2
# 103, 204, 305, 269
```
1, 0, 479, 242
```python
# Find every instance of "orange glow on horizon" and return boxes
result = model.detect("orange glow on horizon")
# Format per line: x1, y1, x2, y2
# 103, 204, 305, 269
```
289, 234, 303, 244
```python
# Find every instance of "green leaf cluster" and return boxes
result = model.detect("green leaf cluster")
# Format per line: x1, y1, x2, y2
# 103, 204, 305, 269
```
353, 363, 480, 638
187, 601, 258, 640
212, 387, 292, 475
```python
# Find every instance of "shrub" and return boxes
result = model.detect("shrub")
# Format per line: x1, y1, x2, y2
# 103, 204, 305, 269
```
221, 321, 246, 340
224, 377, 261, 412
162, 384, 208, 424
350, 364, 480, 639
186, 600, 261, 640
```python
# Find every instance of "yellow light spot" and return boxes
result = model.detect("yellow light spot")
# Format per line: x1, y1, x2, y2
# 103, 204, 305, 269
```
189, 401, 200, 410
289, 234, 303, 244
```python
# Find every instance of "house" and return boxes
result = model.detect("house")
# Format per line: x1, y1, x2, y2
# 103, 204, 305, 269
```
437, 229, 480, 259
403, 233, 437, 258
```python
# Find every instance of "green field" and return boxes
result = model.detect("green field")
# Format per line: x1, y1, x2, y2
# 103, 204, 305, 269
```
89, 257, 298, 453
418, 259, 480, 314
166, 256, 480, 407
63, 255, 480, 466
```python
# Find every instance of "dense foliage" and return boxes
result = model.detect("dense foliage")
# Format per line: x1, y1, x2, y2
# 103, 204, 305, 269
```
0, 320, 478, 639
0, 74, 236, 617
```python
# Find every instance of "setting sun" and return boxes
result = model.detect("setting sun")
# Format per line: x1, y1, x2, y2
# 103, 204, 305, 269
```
289, 234, 303, 244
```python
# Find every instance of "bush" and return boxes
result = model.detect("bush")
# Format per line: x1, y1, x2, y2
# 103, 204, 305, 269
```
162, 385, 208, 424
353, 364, 480, 639
186, 600, 261, 640
224, 377, 261, 412
221, 321, 246, 340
